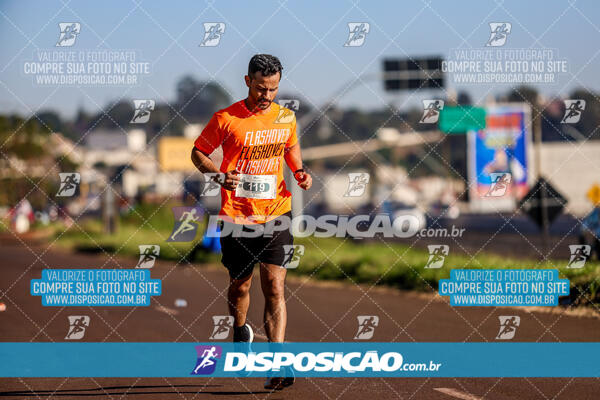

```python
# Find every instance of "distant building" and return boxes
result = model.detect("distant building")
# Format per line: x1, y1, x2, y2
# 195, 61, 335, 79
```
85, 130, 128, 150
82, 125, 211, 199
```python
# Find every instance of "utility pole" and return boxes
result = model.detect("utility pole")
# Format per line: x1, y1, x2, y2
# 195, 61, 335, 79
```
533, 99, 550, 258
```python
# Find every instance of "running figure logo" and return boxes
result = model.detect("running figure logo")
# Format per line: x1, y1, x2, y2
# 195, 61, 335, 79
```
56, 172, 80, 197
191, 345, 222, 375
65, 315, 90, 340
136, 245, 160, 268
278, 99, 300, 112
485, 173, 512, 197
420, 100, 444, 123
496, 316, 520, 340
56, 23, 80, 47
273, 100, 298, 124
209, 316, 234, 340
561, 100, 586, 123
130, 100, 155, 124
274, 99, 299, 124
344, 173, 370, 197
282, 245, 305, 269
199, 23, 225, 47
354, 315, 379, 340
486, 22, 511, 47
201, 173, 223, 197
424, 245, 449, 269
168, 207, 202, 242
344, 23, 370, 47
567, 245, 591, 269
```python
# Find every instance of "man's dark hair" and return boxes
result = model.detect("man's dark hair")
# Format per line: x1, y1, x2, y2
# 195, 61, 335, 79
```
248, 54, 283, 80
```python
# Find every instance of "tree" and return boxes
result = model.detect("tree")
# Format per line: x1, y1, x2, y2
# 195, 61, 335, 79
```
37, 110, 63, 134
507, 86, 540, 110
88, 100, 135, 130
176, 75, 231, 122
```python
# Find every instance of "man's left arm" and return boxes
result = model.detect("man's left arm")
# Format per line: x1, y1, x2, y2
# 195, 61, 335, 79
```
284, 143, 312, 190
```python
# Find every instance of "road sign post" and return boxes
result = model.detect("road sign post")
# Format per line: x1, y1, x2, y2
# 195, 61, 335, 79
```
519, 177, 567, 259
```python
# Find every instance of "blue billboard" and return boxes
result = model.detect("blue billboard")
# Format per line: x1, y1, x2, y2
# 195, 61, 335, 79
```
468, 104, 532, 210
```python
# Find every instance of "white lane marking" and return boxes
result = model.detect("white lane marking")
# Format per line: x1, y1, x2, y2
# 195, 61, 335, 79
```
154, 305, 179, 315
434, 387, 483, 400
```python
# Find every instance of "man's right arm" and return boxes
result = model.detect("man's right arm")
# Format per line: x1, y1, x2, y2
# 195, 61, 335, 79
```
191, 147, 220, 174
191, 113, 240, 190
191, 147, 240, 191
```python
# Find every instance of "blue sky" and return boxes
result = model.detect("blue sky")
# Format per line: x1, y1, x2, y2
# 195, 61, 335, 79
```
1, 0, 599, 119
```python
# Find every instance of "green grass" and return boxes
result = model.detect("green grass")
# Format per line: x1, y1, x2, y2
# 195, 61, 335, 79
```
53, 203, 220, 265
290, 237, 600, 302
47, 204, 600, 306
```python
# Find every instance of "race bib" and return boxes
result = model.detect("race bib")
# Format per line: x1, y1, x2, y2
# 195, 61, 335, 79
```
235, 174, 277, 199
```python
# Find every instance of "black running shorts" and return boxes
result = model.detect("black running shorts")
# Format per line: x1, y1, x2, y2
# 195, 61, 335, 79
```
219, 211, 294, 279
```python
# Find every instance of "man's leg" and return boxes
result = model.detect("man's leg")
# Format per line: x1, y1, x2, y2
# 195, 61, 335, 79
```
259, 263, 287, 342
228, 273, 253, 328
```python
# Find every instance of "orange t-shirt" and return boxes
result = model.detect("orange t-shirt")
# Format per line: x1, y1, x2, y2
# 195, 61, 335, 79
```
194, 100, 298, 224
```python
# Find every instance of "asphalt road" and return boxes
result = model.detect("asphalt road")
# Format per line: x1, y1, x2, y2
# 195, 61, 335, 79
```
1, 237, 600, 399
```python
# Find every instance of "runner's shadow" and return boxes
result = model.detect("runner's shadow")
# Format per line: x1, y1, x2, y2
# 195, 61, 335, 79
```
0, 384, 271, 397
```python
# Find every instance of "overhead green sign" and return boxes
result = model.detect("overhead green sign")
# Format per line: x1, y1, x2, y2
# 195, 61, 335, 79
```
438, 106, 486, 133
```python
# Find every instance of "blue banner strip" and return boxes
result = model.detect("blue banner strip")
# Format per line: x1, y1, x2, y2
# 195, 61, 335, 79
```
1, 343, 599, 377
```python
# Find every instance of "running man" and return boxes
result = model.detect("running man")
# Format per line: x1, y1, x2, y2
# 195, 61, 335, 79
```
57, 173, 79, 196
562, 100, 584, 123
496, 316, 518, 339
485, 172, 511, 197
345, 23, 368, 46
191, 54, 312, 390
567, 246, 590, 268
420, 100, 442, 123
209, 316, 233, 339
57, 23, 79, 46
137, 245, 158, 267
425, 246, 446, 268
66, 316, 88, 339
344, 173, 369, 196
487, 23, 509, 46
132, 100, 153, 123
193, 346, 219, 374
354, 316, 377, 339
170, 208, 199, 241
